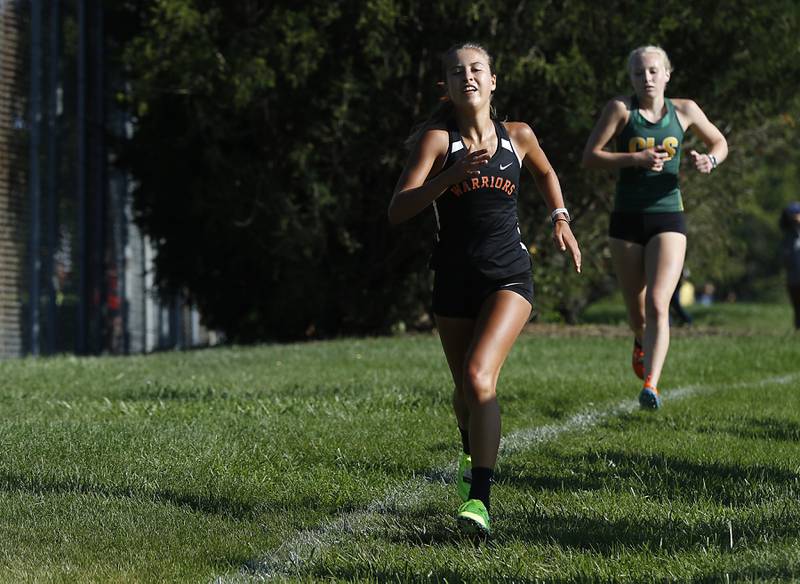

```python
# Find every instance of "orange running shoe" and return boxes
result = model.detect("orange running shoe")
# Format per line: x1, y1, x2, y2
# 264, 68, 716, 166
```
632, 339, 645, 380
639, 375, 661, 409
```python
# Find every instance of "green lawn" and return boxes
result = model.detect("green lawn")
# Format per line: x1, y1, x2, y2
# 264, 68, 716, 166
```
0, 303, 798, 582
582, 296, 796, 335
688, 302, 795, 332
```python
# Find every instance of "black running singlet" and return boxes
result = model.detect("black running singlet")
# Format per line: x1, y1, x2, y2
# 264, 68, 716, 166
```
429, 120, 531, 279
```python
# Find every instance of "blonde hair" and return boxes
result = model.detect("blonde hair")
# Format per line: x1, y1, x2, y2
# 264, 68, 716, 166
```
627, 45, 672, 74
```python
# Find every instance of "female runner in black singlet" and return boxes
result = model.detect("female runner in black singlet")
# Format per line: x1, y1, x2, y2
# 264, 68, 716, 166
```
388, 42, 581, 536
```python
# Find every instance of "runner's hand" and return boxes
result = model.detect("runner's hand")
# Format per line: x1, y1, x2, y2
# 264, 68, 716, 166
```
447, 147, 490, 182
553, 221, 581, 274
638, 146, 669, 172
690, 150, 714, 174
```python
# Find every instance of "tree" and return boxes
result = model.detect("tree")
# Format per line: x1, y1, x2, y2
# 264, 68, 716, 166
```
118, 0, 800, 339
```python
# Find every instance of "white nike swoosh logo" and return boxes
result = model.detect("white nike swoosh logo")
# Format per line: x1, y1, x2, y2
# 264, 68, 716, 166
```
500, 162, 513, 170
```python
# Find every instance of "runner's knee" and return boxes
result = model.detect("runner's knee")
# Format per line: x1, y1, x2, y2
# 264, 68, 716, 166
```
464, 363, 496, 404
645, 294, 670, 321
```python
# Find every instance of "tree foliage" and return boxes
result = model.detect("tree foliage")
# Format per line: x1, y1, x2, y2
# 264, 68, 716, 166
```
117, 0, 800, 339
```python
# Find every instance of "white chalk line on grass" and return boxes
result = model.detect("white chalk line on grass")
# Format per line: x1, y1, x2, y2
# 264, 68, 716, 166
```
214, 373, 799, 583
500, 373, 797, 455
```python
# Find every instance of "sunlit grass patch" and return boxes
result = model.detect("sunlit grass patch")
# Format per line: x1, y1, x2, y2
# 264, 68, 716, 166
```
0, 305, 798, 582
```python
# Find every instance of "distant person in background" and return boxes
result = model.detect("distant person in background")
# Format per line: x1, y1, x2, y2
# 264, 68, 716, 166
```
389, 42, 581, 536
698, 281, 716, 306
582, 45, 727, 408
669, 268, 693, 326
780, 202, 800, 330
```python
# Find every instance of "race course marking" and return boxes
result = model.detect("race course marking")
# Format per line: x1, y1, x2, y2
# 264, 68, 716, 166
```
215, 373, 798, 582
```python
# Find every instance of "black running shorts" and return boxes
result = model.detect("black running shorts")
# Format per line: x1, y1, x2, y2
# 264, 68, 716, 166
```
432, 267, 533, 319
609, 211, 687, 246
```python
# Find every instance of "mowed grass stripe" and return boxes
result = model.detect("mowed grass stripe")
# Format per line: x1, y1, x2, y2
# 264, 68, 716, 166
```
0, 313, 797, 582
295, 369, 800, 583
221, 373, 799, 582
489, 372, 800, 582
501, 372, 797, 455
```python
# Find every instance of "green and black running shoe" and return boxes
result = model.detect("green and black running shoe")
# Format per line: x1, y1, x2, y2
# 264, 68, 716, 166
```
456, 499, 491, 536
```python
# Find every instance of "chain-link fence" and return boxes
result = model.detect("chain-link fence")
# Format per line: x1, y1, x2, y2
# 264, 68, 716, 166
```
0, 0, 218, 358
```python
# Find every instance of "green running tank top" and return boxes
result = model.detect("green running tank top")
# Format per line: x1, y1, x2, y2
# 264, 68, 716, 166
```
615, 96, 685, 213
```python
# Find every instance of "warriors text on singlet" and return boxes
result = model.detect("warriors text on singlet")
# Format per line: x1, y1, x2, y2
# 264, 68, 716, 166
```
615, 96, 685, 213
429, 120, 531, 279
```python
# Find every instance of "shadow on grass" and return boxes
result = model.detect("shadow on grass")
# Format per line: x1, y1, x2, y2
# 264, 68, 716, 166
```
398, 448, 800, 550
503, 499, 795, 554
500, 449, 799, 507
381, 506, 496, 549
482, 449, 800, 552
283, 556, 800, 584
309, 566, 480, 583
115, 383, 262, 402
380, 496, 723, 553
0, 471, 262, 520
692, 565, 800, 584
697, 415, 800, 444
511, 512, 729, 553
373, 493, 800, 557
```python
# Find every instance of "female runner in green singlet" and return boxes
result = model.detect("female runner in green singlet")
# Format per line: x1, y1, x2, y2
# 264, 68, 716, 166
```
582, 45, 728, 408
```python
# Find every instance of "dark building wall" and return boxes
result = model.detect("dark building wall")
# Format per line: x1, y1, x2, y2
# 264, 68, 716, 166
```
0, 0, 26, 358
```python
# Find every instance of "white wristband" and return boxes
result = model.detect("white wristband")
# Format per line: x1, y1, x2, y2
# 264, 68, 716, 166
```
550, 207, 570, 224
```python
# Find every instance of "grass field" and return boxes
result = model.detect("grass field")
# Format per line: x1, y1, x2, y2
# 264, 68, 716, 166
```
1, 302, 799, 582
